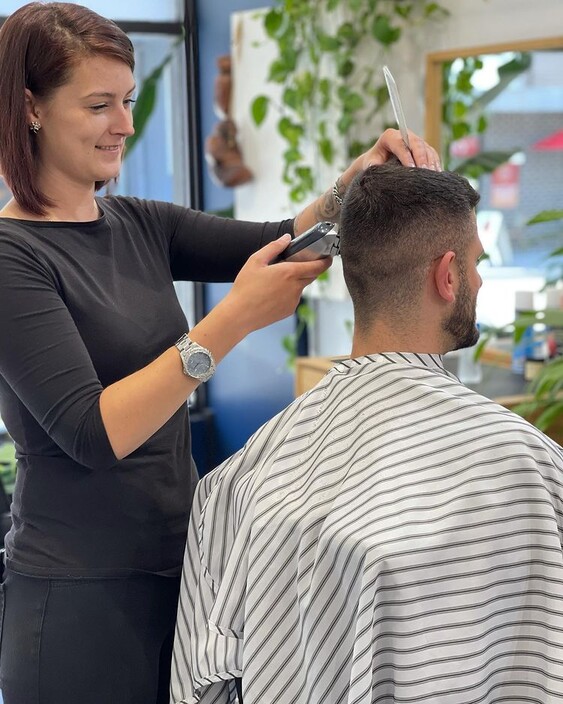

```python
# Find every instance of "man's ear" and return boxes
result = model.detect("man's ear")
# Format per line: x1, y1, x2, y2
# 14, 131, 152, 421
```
433, 251, 457, 303
25, 89, 41, 123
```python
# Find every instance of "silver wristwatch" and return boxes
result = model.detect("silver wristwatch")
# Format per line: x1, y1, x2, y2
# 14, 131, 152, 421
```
175, 334, 216, 382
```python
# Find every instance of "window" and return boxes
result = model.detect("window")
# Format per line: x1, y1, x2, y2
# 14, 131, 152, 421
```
1, 0, 182, 22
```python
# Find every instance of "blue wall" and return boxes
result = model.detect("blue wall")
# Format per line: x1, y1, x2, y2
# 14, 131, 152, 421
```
195, 0, 295, 468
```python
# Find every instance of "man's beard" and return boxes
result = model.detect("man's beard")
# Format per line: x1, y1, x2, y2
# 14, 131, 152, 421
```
443, 267, 479, 351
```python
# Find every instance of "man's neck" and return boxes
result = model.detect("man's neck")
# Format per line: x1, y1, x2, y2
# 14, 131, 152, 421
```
350, 318, 446, 358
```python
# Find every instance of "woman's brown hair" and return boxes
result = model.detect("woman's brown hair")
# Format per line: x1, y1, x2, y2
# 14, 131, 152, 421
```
0, 2, 135, 216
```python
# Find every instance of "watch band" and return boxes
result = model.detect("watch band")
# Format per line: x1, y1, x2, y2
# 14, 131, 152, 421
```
175, 334, 216, 382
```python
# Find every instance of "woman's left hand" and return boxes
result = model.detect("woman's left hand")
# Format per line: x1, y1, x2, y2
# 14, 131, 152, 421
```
293, 128, 442, 235
349, 128, 441, 174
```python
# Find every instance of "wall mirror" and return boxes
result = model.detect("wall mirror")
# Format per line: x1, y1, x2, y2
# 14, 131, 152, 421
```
425, 37, 563, 327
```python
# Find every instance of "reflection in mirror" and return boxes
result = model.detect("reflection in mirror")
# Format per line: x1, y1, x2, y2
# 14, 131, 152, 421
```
426, 38, 563, 328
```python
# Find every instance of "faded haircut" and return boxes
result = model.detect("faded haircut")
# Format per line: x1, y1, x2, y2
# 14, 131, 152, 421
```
340, 161, 480, 332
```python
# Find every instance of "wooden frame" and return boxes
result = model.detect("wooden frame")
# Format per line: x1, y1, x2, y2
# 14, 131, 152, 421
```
424, 36, 563, 153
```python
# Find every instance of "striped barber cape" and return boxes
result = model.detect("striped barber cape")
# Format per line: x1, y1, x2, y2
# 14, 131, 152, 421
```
171, 352, 563, 704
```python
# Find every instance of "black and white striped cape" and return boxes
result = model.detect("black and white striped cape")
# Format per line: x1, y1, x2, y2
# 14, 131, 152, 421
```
171, 353, 563, 704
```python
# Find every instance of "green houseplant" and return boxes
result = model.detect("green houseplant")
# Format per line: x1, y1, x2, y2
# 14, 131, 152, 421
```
473, 210, 563, 442
251, 0, 448, 204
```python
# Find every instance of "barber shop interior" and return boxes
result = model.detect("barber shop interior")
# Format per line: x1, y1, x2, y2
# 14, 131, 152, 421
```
0, 1, 562, 703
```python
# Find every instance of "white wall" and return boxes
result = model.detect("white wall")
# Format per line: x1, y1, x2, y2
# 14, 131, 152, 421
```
230, 10, 291, 222
438, 0, 563, 51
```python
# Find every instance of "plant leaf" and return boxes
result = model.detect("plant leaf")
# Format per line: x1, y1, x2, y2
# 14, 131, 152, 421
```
126, 34, 185, 156
128, 56, 170, 155
337, 22, 359, 46
526, 209, 563, 225
511, 399, 543, 419
452, 100, 467, 119
296, 302, 315, 325
251, 96, 270, 126
317, 32, 341, 52
282, 87, 299, 111
319, 78, 331, 110
371, 15, 401, 46
542, 310, 563, 329
425, 2, 447, 17
476, 114, 488, 133
264, 9, 284, 38
318, 138, 334, 165
451, 122, 470, 140
268, 59, 290, 83
283, 147, 302, 164
278, 117, 303, 146
529, 357, 563, 395
336, 54, 355, 78
534, 400, 563, 432
453, 150, 516, 177
473, 335, 489, 361
337, 113, 354, 135
512, 312, 537, 343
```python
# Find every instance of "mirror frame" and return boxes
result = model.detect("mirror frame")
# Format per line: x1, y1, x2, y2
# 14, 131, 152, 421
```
424, 36, 563, 155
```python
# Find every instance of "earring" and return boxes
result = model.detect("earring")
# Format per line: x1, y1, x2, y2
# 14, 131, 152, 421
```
29, 120, 41, 134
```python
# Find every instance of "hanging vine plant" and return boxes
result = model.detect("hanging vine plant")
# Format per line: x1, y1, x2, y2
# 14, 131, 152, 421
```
249, 0, 449, 367
251, 0, 449, 205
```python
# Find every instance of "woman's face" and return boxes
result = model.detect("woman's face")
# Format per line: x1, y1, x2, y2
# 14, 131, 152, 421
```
29, 54, 135, 189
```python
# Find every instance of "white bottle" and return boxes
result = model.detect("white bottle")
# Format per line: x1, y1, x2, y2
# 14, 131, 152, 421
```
512, 291, 535, 375
545, 287, 563, 358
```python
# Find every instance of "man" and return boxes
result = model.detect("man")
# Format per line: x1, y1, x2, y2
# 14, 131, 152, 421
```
171, 163, 563, 704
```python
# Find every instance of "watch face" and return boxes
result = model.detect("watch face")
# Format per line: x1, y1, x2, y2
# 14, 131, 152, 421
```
187, 350, 211, 377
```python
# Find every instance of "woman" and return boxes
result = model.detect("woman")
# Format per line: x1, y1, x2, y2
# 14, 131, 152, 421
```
0, 3, 440, 703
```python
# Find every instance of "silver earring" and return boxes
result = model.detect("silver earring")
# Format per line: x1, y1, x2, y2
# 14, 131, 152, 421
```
29, 120, 41, 134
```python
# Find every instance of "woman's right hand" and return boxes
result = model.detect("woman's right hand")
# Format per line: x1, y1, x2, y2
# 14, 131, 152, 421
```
222, 234, 332, 337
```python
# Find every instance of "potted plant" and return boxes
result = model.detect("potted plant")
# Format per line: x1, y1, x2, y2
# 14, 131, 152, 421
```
509, 210, 563, 442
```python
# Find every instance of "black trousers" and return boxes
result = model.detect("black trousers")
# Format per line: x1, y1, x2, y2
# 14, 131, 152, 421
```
0, 568, 181, 704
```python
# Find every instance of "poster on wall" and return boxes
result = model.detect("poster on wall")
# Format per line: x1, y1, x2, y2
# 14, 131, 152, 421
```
490, 162, 520, 209
449, 135, 480, 160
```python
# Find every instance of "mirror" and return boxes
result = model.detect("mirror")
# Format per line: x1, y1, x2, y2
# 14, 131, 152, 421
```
424, 37, 563, 328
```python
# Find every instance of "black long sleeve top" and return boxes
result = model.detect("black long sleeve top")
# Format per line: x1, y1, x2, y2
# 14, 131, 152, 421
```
0, 196, 294, 577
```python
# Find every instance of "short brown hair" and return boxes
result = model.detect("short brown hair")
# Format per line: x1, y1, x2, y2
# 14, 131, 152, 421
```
0, 2, 135, 215
340, 162, 480, 332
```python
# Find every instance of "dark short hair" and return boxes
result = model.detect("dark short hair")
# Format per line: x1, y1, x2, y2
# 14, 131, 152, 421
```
340, 162, 480, 331
0, 2, 135, 215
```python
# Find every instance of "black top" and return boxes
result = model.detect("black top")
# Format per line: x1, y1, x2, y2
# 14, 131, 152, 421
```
0, 196, 294, 578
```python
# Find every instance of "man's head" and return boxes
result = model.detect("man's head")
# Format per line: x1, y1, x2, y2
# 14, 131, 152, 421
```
340, 162, 482, 353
